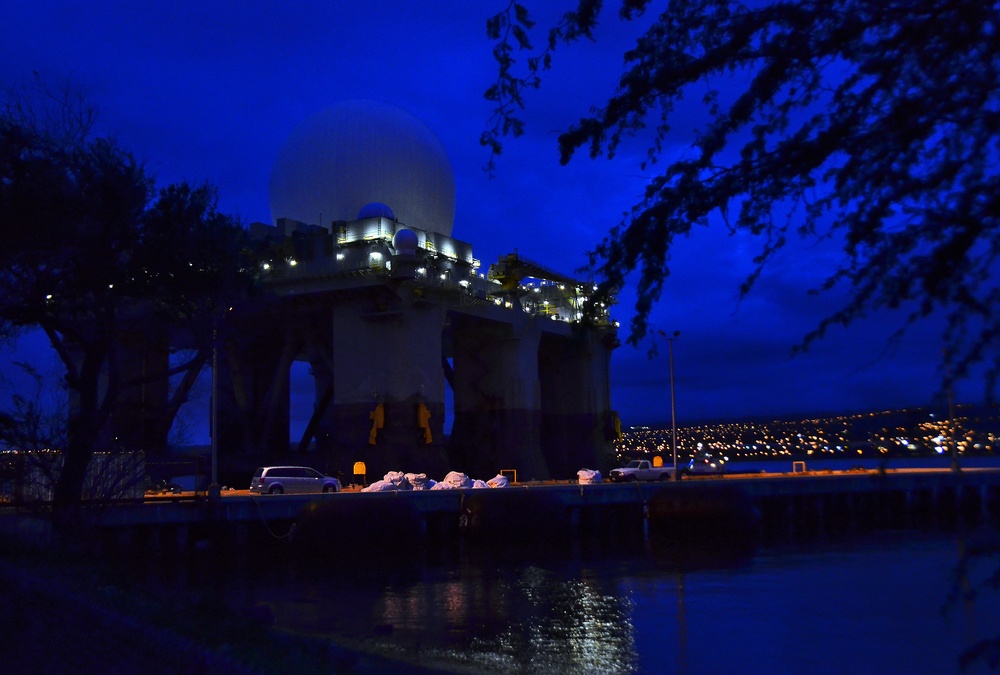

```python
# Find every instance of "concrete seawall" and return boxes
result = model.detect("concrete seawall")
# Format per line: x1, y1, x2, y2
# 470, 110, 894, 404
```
28, 468, 988, 560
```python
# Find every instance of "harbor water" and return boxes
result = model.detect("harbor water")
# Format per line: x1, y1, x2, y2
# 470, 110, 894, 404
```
119, 456, 1000, 674
219, 529, 997, 674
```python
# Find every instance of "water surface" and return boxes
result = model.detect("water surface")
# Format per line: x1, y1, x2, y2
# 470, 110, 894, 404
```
233, 528, 1000, 674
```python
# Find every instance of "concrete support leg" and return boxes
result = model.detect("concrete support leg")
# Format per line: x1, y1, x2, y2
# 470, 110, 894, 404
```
450, 315, 547, 481
110, 335, 171, 454
216, 331, 292, 459
538, 330, 617, 478
328, 290, 448, 480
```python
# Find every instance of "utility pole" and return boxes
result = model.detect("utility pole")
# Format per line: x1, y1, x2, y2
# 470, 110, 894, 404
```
209, 326, 221, 500
661, 330, 681, 480
946, 352, 959, 473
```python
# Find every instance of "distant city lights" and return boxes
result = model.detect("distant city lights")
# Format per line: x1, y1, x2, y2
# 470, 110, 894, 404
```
614, 406, 997, 463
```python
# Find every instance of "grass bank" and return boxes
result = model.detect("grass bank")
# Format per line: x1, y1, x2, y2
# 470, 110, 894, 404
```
0, 532, 450, 674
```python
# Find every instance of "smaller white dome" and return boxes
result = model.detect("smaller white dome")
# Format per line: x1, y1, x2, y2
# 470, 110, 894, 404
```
392, 228, 419, 256
358, 202, 395, 220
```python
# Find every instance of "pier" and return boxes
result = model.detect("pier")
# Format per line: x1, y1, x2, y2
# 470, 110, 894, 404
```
20, 467, 991, 558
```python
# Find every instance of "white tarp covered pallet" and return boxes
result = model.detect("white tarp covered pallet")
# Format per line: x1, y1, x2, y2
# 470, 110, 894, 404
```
362, 470, 509, 492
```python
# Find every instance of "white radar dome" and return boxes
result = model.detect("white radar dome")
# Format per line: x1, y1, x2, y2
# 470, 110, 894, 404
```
269, 100, 456, 236
392, 228, 419, 255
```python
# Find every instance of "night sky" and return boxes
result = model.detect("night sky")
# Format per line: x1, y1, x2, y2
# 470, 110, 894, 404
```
1, 1, 981, 437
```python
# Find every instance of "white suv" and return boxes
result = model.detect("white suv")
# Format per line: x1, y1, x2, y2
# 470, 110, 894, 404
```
250, 466, 341, 494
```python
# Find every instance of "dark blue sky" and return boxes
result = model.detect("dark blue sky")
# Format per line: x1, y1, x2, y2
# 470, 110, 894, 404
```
1, 1, 979, 436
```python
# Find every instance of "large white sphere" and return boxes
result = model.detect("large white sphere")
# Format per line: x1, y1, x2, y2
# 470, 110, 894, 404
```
269, 100, 456, 236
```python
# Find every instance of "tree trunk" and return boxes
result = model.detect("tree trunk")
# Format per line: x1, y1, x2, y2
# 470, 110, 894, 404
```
51, 351, 104, 535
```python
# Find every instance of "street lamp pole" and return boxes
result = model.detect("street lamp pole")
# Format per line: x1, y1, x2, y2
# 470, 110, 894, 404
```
943, 347, 960, 473
209, 326, 221, 500
666, 330, 680, 480
946, 358, 959, 473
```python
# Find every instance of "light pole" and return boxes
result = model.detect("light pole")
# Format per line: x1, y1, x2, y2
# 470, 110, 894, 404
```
945, 351, 959, 473
660, 330, 681, 480
209, 326, 221, 500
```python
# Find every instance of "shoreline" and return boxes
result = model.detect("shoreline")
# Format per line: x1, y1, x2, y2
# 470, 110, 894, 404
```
0, 543, 454, 674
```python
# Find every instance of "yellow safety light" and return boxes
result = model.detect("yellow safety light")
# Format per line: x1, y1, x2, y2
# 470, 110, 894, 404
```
417, 402, 433, 444
353, 461, 367, 486
652, 455, 663, 468
369, 403, 385, 445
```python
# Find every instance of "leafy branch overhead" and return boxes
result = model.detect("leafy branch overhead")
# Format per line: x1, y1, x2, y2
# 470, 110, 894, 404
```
482, 0, 604, 172
485, 0, 1000, 396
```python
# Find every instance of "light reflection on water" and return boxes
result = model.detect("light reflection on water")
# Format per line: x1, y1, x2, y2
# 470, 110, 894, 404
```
375, 566, 638, 674
252, 549, 645, 673
230, 529, 1000, 675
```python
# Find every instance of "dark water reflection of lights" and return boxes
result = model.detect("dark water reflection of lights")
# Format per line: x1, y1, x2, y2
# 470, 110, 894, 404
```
366, 565, 638, 674
113, 525, 1000, 674
238, 540, 755, 674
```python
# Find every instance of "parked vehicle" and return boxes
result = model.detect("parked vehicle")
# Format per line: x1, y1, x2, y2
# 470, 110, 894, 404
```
250, 466, 341, 494
683, 451, 727, 476
608, 460, 675, 482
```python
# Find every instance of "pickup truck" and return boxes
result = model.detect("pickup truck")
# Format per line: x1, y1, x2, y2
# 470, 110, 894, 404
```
608, 460, 675, 482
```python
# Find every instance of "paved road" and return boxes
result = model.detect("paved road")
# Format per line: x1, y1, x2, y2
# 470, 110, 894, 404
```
141, 466, 954, 502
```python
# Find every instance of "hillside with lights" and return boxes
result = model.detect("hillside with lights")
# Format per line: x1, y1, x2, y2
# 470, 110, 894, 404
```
616, 405, 1000, 465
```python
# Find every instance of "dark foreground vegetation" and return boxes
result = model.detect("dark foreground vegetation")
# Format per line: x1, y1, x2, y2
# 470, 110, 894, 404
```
0, 537, 444, 674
